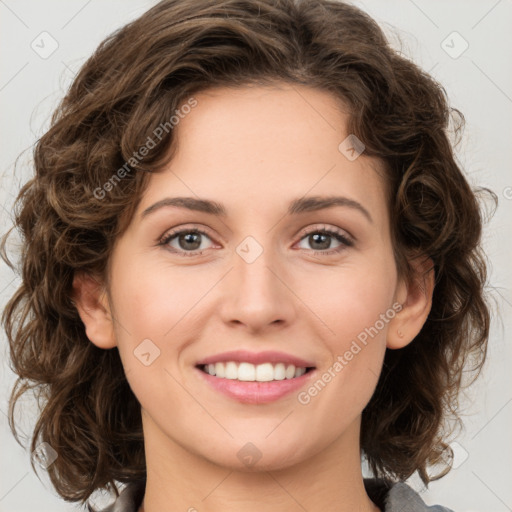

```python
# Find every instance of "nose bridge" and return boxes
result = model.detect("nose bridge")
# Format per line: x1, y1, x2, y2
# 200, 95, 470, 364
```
219, 233, 295, 329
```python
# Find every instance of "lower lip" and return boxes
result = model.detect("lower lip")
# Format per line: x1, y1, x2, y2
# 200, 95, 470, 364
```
195, 367, 316, 404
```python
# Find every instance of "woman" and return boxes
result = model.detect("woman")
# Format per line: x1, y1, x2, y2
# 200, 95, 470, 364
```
2, 1, 493, 511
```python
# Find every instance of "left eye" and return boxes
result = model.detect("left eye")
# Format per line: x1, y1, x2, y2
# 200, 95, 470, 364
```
296, 229, 353, 253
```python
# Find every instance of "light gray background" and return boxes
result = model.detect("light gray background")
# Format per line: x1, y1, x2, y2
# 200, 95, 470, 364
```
1, 1, 511, 511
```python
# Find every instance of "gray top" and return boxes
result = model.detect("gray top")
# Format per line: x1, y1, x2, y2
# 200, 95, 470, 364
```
88, 478, 454, 512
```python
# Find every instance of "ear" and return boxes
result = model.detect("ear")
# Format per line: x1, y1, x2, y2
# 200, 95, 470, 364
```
71, 272, 117, 349
387, 255, 435, 349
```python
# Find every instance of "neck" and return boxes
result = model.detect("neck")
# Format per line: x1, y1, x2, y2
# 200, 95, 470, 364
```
138, 411, 380, 512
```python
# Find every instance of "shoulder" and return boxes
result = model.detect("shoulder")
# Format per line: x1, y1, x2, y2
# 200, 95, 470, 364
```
364, 478, 455, 512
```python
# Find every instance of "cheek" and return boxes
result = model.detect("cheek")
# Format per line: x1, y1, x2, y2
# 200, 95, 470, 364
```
108, 258, 214, 387
311, 258, 397, 348
278, 264, 396, 457
303, 258, 396, 401
111, 257, 209, 337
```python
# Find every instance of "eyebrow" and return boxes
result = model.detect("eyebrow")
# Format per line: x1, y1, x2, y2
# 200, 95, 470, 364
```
141, 195, 373, 223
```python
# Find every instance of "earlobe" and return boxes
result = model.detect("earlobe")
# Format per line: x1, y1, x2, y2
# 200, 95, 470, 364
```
387, 256, 435, 350
71, 272, 117, 349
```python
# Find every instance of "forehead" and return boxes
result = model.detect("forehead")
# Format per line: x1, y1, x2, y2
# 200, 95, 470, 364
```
138, 83, 388, 223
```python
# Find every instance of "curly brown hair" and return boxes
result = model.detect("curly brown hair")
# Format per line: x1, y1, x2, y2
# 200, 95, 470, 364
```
1, 0, 495, 506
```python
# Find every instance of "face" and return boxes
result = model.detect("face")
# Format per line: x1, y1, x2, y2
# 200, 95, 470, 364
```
81, 83, 415, 472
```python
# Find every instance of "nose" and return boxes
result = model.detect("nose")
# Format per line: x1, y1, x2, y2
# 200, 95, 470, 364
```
217, 239, 298, 334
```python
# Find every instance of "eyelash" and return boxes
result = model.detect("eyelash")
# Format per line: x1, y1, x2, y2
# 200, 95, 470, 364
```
158, 225, 354, 257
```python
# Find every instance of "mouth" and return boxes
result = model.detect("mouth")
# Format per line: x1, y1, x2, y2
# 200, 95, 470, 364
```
196, 361, 315, 381
193, 350, 317, 404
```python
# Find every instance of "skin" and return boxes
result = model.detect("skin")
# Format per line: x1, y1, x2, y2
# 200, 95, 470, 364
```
73, 83, 434, 512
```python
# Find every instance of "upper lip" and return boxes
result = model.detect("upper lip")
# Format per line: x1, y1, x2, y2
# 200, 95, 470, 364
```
196, 350, 315, 368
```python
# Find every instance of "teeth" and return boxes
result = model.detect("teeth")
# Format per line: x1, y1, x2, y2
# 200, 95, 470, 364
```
215, 362, 225, 378
202, 361, 309, 381
295, 367, 306, 377
225, 361, 238, 379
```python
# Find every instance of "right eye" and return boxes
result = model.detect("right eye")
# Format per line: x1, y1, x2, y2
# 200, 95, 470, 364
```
159, 227, 216, 256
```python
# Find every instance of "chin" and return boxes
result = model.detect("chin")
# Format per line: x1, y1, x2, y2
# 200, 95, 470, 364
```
202, 438, 310, 473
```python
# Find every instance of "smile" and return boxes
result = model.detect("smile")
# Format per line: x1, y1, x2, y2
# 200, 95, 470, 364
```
199, 361, 313, 381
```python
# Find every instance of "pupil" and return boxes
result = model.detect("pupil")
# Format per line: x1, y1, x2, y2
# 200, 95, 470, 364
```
180, 232, 201, 250
311, 233, 329, 250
